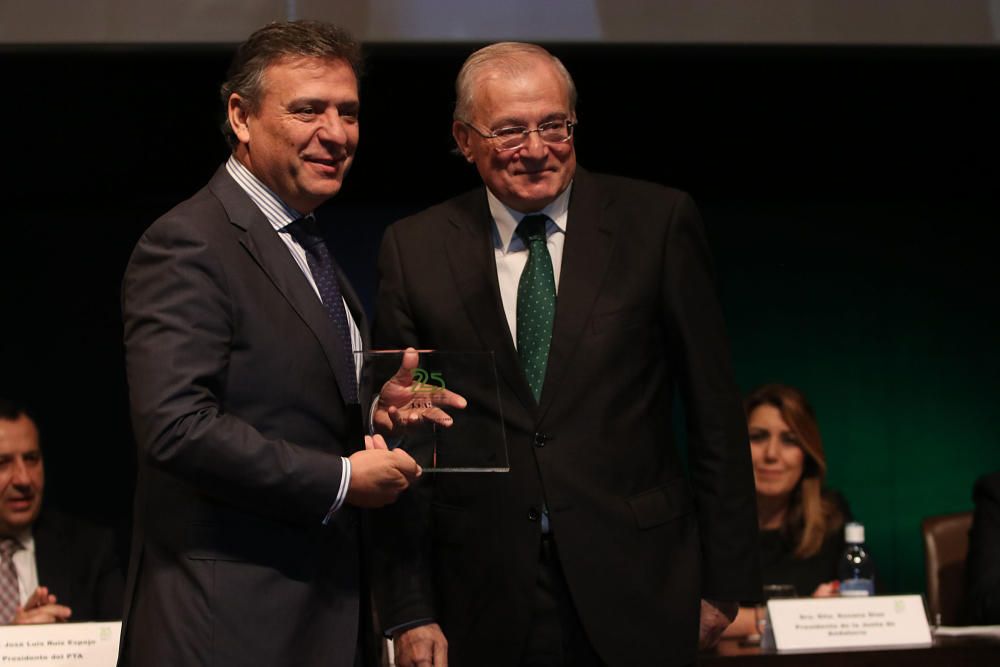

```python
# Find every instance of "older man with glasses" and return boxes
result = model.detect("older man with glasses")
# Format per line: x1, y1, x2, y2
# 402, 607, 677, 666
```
371, 42, 760, 667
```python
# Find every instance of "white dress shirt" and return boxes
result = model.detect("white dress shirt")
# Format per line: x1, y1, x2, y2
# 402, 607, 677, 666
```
226, 155, 358, 518
488, 182, 573, 346
488, 182, 573, 535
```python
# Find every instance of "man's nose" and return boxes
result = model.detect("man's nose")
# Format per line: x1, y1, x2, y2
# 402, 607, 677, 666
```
11, 458, 32, 486
516, 129, 548, 159
317, 111, 348, 144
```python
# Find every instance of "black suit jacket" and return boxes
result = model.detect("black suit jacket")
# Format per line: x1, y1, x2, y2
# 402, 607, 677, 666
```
33, 510, 123, 622
121, 165, 372, 666
966, 471, 1000, 624
372, 168, 760, 666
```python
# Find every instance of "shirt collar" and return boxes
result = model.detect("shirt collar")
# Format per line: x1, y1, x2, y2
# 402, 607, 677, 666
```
488, 182, 572, 253
226, 155, 303, 232
1, 527, 34, 554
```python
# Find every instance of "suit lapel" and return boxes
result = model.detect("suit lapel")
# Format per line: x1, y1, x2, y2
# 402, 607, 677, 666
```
445, 192, 537, 411
208, 167, 358, 405
32, 514, 74, 606
338, 262, 373, 413
338, 263, 369, 351
539, 168, 615, 418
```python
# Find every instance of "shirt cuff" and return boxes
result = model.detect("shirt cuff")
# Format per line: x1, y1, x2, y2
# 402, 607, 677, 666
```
384, 618, 435, 639
322, 456, 352, 525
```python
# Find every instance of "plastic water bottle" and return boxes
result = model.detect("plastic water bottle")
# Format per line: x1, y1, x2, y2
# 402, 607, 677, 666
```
838, 522, 875, 596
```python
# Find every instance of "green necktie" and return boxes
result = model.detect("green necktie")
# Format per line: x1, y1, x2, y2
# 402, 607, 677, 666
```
516, 214, 556, 402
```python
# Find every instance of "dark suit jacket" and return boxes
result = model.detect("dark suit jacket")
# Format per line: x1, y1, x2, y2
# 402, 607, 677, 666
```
966, 471, 1000, 624
121, 165, 372, 667
33, 509, 123, 621
372, 168, 760, 666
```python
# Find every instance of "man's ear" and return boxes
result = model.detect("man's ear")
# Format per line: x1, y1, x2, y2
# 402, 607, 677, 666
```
452, 121, 475, 163
228, 94, 252, 145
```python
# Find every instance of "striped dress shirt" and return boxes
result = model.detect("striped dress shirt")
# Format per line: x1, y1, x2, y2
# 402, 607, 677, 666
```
226, 155, 358, 517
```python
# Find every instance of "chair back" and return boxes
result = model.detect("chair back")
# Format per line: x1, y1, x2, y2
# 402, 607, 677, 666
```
921, 511, 973, 625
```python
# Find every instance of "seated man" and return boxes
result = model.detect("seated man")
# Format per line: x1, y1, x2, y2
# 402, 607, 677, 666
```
0, 399, 123, 624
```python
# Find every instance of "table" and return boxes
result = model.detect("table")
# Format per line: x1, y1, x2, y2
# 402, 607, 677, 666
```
700, 635, 1000, 666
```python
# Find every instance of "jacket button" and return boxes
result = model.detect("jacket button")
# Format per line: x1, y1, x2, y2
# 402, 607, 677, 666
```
527, 507, 540, 521
534, 433, 548, 447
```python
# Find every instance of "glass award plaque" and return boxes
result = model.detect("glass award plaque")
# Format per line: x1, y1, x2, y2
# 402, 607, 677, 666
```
363, 349, 509, 473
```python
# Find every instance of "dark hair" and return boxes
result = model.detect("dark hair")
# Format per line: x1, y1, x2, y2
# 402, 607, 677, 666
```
219, 20, 363, 149
745, 383, 844, 558
0, 398, 30, 422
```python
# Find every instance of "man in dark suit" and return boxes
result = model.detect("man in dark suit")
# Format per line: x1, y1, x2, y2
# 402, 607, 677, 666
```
0, 400, 122, 625
372, 43, 760, 666
120, 22, 424, 667
966, 470, 1000, 624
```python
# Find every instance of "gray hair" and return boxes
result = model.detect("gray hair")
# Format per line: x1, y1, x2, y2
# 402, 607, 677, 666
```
454, 42, 577, 122
220, 20, 363, 149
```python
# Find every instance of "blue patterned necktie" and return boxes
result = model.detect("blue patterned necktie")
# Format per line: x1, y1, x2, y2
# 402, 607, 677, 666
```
287, 217, 359, 405
516, 214, 556, 402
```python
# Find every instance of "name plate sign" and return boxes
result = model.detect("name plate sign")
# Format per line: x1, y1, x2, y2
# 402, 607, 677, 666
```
769, 595, 931, 652
0, 621, 121, 666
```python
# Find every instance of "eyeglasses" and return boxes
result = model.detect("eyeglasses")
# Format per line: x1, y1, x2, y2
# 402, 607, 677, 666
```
463, 119, 576, 152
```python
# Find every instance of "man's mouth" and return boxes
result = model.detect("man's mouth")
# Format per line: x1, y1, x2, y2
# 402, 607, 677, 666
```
304, 155, 346, 174
5, 496, 34, 510
516, 167, 552, 177
307, 153, 346, 162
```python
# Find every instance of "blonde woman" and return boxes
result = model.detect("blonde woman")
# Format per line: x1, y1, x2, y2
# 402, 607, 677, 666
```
724, 384, 851, 637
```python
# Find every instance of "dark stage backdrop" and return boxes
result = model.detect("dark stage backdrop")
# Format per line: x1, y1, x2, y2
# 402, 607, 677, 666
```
2, 43, 998, 597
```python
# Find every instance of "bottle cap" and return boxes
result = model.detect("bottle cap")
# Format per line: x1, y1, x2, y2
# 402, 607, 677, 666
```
845, 522, 865, 543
